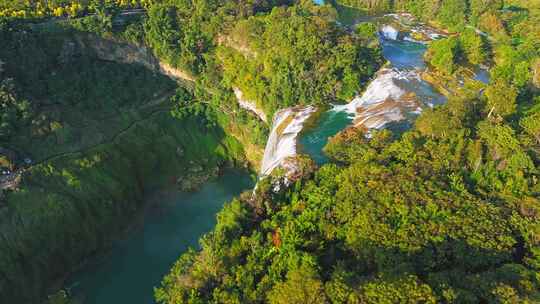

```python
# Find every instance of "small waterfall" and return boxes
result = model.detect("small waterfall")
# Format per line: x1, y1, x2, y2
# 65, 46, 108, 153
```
260, 106, 317, 176
380, 25, 399, 40
384, 13, 447, 43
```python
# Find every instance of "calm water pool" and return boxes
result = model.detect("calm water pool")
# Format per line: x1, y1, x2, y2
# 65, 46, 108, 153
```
67, 169, 254, 304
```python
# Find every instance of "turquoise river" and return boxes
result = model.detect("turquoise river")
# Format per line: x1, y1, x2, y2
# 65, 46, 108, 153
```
66, 9, 476, 304
67, 170, 253, 304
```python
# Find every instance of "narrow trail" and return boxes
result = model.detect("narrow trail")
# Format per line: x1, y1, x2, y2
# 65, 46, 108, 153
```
465, 25, 496, 42
1, 91, 174, 190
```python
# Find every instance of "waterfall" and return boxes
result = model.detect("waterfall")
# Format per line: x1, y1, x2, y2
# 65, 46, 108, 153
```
381, 25, 399, 40
334, 68, 421, 130
260, 106, 317, 176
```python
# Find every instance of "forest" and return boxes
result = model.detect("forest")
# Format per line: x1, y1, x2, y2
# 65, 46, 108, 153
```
153, 0, 540, 303
0, 0, 539, 303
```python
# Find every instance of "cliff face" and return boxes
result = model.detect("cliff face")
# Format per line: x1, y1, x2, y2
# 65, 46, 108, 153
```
233, 87, 268, 123
0, 29, 254, 303
74, 34, 195, 83
70, 34, 266, 169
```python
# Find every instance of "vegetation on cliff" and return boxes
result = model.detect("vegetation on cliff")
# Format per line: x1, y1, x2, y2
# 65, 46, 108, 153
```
218, 6, 382, 117
155, 75, 540, 304
0, 18, 250, 303
1, 1, 539, 304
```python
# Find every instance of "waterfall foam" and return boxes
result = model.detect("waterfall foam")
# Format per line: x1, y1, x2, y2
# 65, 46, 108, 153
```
260, 106, 317, 176
381, 25, 399, 40
334, 68, 420, 130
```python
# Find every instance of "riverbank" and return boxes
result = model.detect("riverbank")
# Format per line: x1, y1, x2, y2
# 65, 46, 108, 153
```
45, 165, 237, 298
0, 109, 249, 303
64, 168, 254, 304
0, 17, 269, 303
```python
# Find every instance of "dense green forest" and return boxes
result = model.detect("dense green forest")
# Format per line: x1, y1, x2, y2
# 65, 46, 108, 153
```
153, 1, 540, 304
0, 0, 383, 303
0, 17, 256, 302
1, 0, 539, 303
218, 6, 382, 117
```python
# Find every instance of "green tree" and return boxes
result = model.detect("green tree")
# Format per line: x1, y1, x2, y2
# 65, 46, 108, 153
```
267, 265, 327, 304
469, 0, 503, 23
0, 78, 31, 141
425, 37, 460, 75
460, 28, 487, 65
144, 5, 181, 67
520, 111, 540, 144
355, 22, 378, 41
485, 80, 518, 118
437, 0, 467, 31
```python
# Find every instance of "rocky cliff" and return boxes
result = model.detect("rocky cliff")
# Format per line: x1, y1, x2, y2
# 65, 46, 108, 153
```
73, 34, 195, 83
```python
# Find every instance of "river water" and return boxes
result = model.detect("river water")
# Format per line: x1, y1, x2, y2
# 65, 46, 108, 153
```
65, 8, 475, 304
299, 18, 447, 164
67, 169, 253, 304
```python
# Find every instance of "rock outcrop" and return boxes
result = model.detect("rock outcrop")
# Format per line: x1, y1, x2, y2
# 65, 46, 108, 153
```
74, 34, 195, 83
233, 88, 268, 123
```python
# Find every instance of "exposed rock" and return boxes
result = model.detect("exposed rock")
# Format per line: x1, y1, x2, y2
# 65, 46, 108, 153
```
177, 166, 220, 192
189, 164, 204, 173
158, 61, 195, 82
233, 87, 268, 123
382, 13, 448, 43
58, 40, 80, 65
176, 147, 185, 157
74, 34, 194, 83
273, 155, 315, 191
217, 34, 258, 58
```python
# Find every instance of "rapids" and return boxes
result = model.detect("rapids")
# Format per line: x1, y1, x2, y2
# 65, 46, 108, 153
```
299, 15, 451, 164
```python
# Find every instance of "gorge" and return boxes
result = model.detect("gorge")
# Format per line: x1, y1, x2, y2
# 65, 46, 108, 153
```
1, 1, 539, 303
66, 13, 468, 304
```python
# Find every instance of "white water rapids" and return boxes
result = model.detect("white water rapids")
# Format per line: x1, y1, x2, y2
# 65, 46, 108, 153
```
381, 25, 399, 40
260, 106, 317, 176
255, 14, 451, 176
334, 68, 422, 130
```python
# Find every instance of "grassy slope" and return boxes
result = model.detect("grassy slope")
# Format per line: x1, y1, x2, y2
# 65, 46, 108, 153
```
0, 24, 249, 303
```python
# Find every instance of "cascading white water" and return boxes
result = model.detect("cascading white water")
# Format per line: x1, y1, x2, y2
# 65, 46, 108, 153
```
385, 13, 447, 43
334, 68, 421, 130
260, 106, 317, 176
381, 25, 399, 40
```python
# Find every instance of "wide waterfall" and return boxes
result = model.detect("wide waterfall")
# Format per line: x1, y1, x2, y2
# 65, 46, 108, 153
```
260, 106, 317, 176
334, 68, 423, 130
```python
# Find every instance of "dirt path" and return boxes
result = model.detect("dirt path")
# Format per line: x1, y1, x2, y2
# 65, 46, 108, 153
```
1, 91, 174, 190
